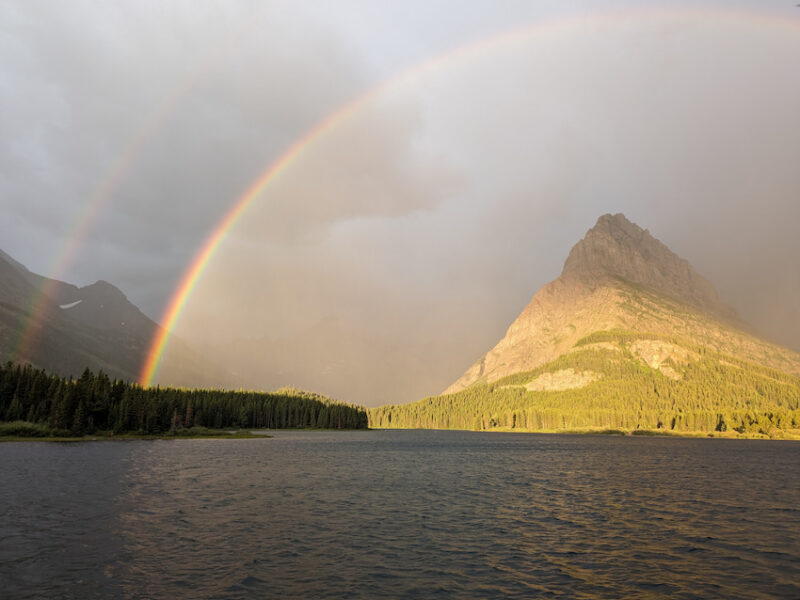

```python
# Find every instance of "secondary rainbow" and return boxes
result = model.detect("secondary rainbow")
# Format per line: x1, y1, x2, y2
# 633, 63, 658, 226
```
140, 7, 799, 387
13, 10, 271, 366
14, 91, 192, 363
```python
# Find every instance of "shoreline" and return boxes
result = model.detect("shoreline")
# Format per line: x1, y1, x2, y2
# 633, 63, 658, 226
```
0, 429, 270, 443
368, 426, 800, 440
0, 426, 373, 443
5, 427, 799, 442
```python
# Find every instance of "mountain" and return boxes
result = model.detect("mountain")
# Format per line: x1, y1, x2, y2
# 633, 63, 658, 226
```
0, 248, 228, 386
370, 214, 800, 438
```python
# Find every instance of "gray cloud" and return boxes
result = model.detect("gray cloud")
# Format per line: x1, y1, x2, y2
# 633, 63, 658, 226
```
1, 0, 372, 312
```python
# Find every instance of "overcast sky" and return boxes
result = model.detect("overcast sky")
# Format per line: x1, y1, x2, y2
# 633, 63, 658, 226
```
2, 0, 799, 403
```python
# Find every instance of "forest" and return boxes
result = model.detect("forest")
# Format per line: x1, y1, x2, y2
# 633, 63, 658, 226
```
368, 337, 800, 438
0, 362, 368, 436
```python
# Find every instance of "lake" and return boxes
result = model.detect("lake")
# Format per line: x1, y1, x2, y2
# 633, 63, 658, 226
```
1, 430, 798, 599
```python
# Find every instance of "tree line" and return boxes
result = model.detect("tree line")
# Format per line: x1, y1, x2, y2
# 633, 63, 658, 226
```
368, 345, 800, 437
0, 362, 368, 435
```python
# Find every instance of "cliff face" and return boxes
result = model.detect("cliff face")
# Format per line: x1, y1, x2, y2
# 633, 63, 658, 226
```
444, 214, 797, 394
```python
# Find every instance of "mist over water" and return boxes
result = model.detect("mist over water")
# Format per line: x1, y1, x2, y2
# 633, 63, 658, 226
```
2, 432, 799, 599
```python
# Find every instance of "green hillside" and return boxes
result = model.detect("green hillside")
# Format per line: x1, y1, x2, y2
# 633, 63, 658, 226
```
368, 330, 800, 439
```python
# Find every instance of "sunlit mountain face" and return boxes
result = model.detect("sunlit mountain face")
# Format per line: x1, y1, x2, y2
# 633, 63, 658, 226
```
370, 214, 800, 437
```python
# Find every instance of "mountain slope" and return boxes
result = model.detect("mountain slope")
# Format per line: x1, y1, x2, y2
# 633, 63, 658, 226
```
0, 248, 229, 386
370, 214, 800, 438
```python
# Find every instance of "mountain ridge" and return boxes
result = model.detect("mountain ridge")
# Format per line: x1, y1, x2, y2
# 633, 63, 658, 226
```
0, 248, 230, 386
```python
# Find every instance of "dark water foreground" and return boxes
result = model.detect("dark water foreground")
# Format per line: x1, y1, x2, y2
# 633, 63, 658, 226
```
1, 430, 798, 599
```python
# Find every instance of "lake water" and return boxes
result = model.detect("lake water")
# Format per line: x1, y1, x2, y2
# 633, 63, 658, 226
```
1, 430, 798, 599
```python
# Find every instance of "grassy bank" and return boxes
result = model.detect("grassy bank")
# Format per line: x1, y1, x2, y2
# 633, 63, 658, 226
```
0, 421, 269, 442
477, 426, 800, 440
370, 425, 800, 440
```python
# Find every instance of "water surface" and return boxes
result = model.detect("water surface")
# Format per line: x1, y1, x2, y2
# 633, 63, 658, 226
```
1, 430, 798, 599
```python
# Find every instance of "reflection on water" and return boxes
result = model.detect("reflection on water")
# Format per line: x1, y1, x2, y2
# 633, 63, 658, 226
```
0, 442, 133, 599
1, 431, 799, 599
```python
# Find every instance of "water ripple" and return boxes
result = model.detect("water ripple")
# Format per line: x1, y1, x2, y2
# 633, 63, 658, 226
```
1, 432, 799, 599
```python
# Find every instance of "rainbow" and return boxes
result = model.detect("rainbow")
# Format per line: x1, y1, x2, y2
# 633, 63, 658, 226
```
139, 7, 799, 386
12, 9, 272, 366
15, 90, 195, 363
138, 92, 378, 386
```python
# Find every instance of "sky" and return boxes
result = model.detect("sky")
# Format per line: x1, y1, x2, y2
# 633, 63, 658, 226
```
2, 0, 799, 405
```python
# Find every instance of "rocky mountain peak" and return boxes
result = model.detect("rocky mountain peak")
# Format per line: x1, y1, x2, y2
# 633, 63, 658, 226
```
443, 213, 757, 394
563, 213, 668, 277
82, 280, 129, 303
562, 213, 732, 317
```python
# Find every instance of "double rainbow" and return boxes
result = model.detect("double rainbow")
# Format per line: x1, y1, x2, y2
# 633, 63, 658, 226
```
20, 8, 789, 388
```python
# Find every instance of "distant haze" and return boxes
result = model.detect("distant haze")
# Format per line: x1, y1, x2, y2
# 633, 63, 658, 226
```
2, 2, 799, 405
